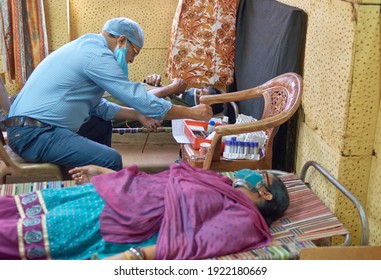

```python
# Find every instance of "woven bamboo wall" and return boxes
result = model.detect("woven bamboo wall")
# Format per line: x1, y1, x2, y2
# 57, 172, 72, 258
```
68, 0, 178, 85
279, 0, 380, 245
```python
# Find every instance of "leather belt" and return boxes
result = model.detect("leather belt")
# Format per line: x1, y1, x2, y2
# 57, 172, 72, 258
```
2, 116, 47, 128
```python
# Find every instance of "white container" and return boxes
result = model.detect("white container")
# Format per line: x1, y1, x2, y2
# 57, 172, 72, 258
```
199, 142, 211, 156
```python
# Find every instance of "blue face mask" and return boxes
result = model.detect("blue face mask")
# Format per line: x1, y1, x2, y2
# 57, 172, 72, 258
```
114, 47, 129, 78
232, 169, 264, 192
182, 88, 197, 106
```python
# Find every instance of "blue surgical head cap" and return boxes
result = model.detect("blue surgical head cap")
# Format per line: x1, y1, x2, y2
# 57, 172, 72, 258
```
102, 17, 144, 48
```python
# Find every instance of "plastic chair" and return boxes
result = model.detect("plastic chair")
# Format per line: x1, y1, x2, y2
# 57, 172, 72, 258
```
180, 72, 303, 171
0, 77, 64, 184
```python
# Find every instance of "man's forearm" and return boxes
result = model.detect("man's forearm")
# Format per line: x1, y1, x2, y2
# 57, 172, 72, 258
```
163, 105, 193, 120
164, 104, 212, 121
114, 104, 212, 123
114, 105, 189, 122
113, 107, 139, 122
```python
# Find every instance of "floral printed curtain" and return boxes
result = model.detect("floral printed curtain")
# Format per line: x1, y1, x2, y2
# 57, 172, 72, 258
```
166, 0, 236, 87
0, 0, 48, 84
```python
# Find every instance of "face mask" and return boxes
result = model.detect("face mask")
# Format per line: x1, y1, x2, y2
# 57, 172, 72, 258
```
182, 88, 197, 106
114, 46, 129, 78
232, 169, 263, 192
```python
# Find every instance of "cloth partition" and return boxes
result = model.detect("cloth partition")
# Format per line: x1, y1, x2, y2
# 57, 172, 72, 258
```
227, 0, 307, 171
0, 0, 48, 84
166, 0, 236, 87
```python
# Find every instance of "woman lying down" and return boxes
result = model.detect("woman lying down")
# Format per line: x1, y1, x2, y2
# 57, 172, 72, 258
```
0, 162, 289, 260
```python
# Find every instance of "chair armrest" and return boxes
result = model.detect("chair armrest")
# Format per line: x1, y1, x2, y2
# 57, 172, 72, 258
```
200, 88, 263, 105
214, 111, 292, 136
213, 121, 270, 137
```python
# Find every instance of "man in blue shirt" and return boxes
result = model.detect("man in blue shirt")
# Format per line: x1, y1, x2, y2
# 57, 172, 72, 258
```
4, 17, 212, 171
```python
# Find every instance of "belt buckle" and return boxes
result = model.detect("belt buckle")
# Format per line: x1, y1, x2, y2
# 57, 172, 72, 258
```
24, 117, 34, 126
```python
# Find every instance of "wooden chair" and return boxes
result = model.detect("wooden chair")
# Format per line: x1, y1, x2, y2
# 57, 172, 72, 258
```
0, 77, 64, 184
180, 72, 303, 171
0, 142, 64, 184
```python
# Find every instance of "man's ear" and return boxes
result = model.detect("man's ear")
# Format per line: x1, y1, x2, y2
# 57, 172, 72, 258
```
258, 188, 273, 201
116, 35, 127, 47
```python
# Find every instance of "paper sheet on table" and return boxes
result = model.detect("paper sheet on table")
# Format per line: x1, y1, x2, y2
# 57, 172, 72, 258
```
171, 119, 190, 144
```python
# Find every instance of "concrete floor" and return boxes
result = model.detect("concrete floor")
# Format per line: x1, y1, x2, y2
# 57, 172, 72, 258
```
112, 131, 181, 173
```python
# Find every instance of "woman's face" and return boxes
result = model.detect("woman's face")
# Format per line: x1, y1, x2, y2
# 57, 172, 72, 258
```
235, 172, 274, 205
194, 88, 210, 104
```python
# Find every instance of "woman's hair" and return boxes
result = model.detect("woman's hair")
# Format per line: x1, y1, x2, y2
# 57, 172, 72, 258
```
204, 86, 224, 115
256, 175, 289, 226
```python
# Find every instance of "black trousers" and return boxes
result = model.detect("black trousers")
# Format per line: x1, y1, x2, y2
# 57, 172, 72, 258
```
77, 116, 112, 147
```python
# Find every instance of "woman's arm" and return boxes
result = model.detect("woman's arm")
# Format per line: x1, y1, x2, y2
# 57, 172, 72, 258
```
148, 78, 187, 98
104, 245, 156, 260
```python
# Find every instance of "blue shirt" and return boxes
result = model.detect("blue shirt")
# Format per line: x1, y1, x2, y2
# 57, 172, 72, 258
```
9, 33, 172, 132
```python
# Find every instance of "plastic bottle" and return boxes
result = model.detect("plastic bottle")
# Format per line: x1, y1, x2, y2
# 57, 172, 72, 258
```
249, 142, 254, 159
239, 142, 245, 159
230, 141, 235, 159
207, 120, 215, 135
223, 140, 231, 159
244, 142, 250, 159
253, 142, 259, 160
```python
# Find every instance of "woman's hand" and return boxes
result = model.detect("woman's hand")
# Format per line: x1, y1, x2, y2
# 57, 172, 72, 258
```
144, 74, 162, 87
103, 246, 155, 260
68, 165, 114, 184
171, 78, 187, 94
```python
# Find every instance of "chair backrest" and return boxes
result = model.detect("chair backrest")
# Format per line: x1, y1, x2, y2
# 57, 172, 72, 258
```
259, 73, 303, 167
0, 77, 64, 184
197, 72, 303, 171
261, 76, 301, 120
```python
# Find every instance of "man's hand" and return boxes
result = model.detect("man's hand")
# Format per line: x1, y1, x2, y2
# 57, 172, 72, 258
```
137, 114, 163, 131
189, 104, 213, 121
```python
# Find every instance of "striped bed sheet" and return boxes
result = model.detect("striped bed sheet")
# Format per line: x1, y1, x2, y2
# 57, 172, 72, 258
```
0, 180, 76, 196
0, 173, 349, 260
